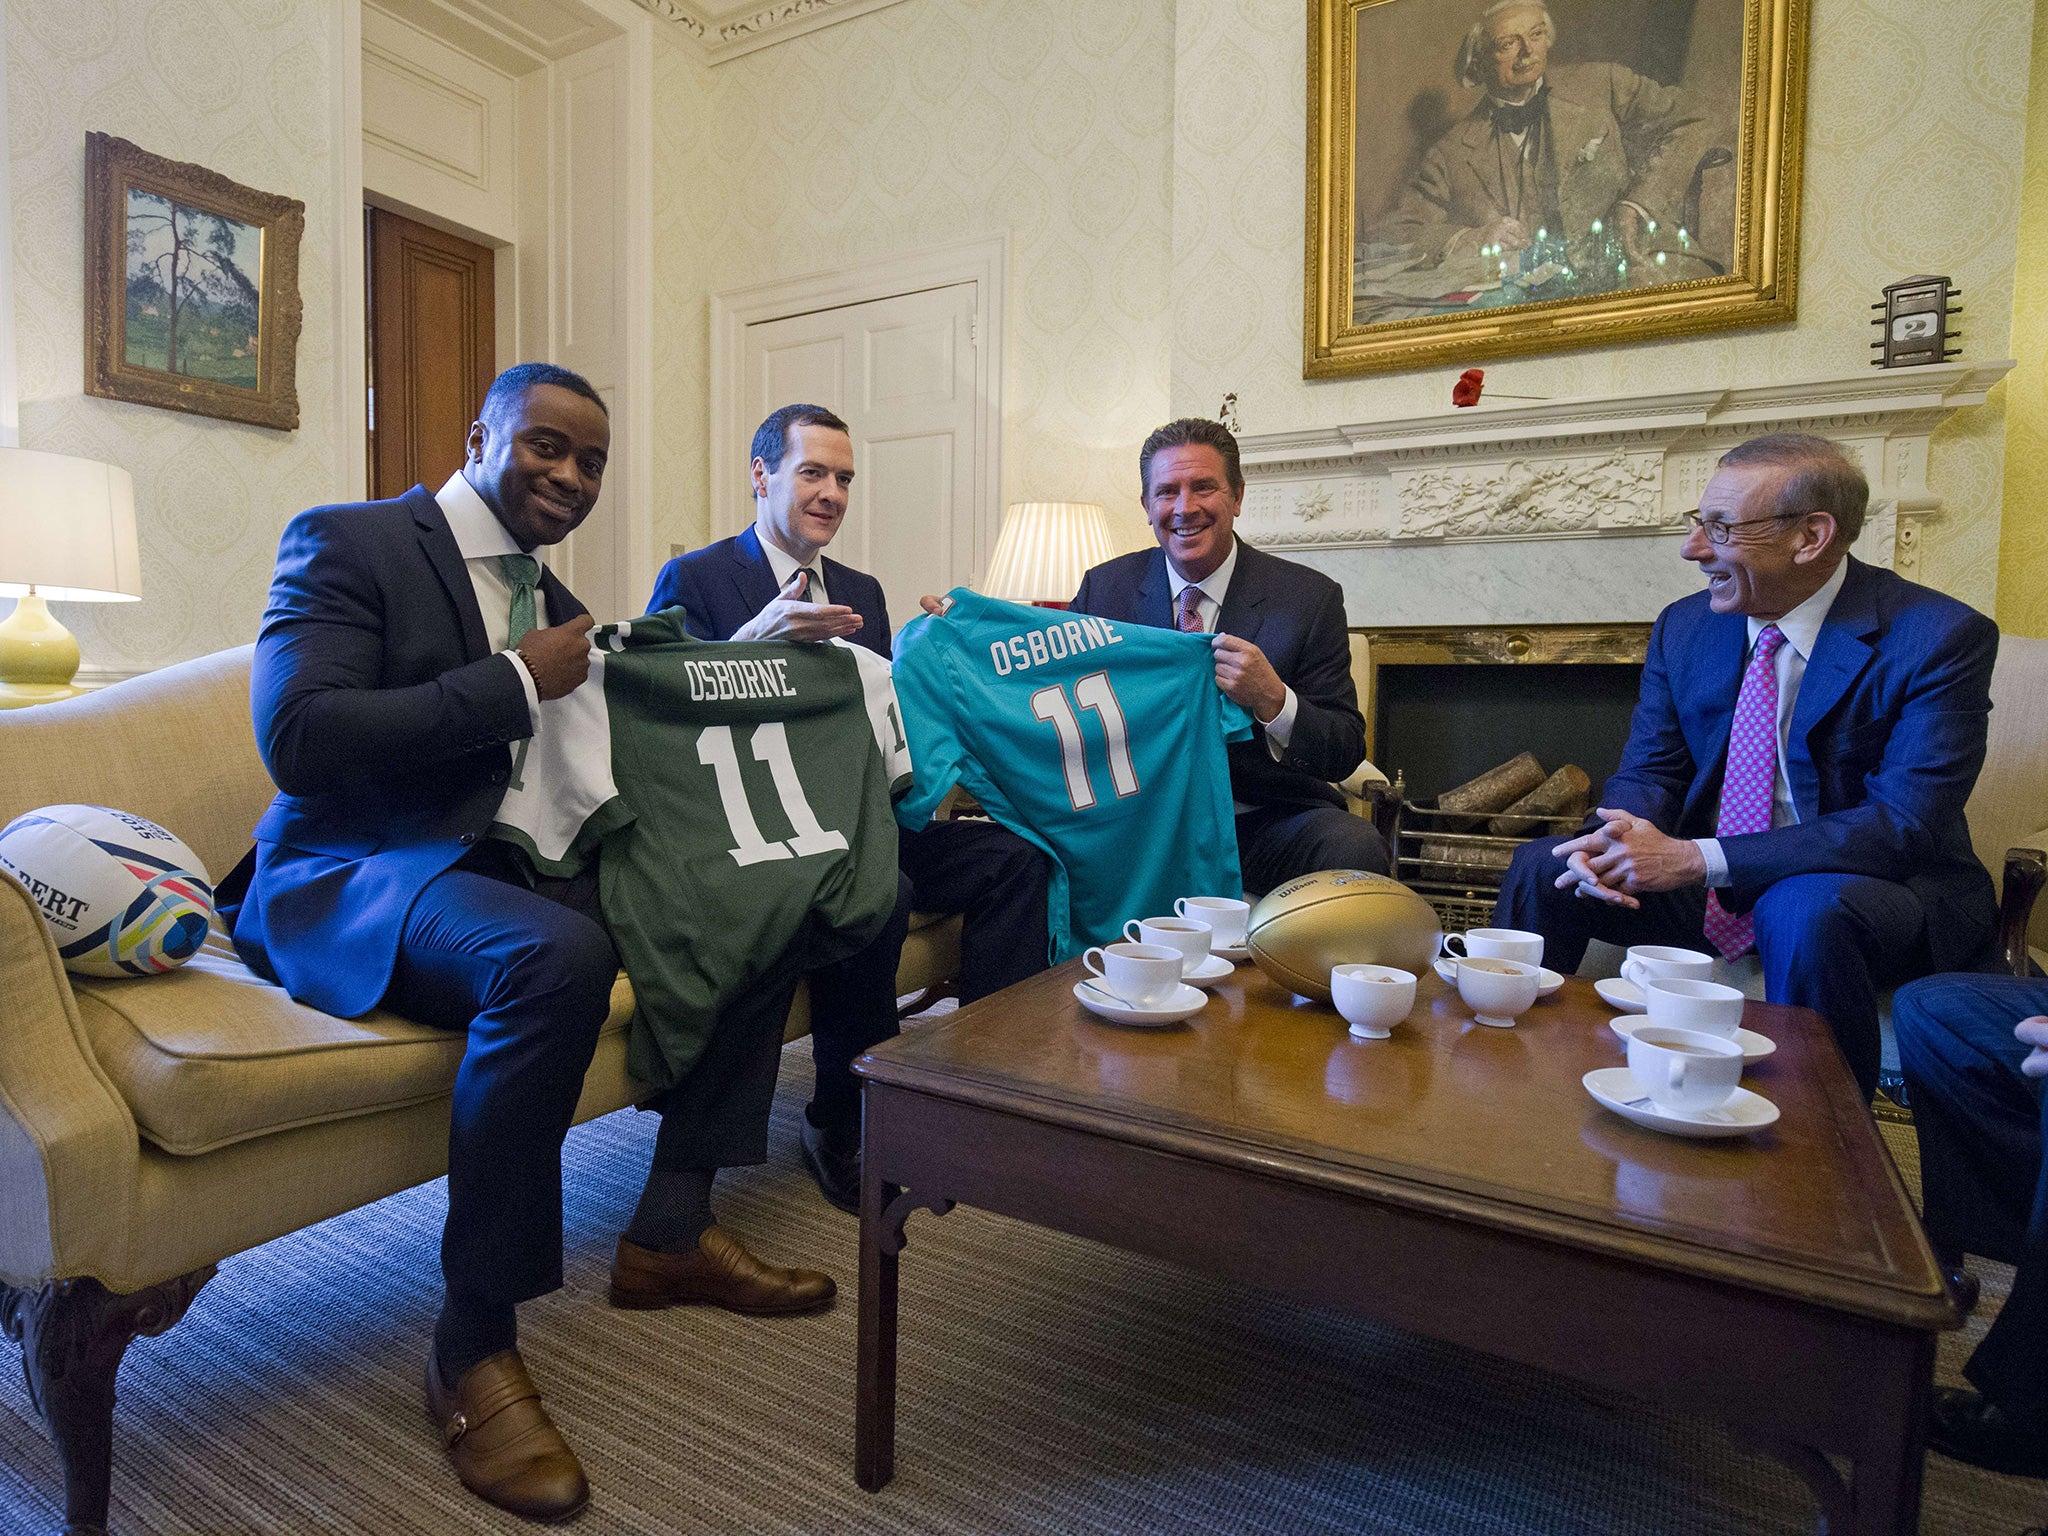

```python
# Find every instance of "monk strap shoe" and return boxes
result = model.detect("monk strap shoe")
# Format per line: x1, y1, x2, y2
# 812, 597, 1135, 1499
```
423, 1349, 589, 1522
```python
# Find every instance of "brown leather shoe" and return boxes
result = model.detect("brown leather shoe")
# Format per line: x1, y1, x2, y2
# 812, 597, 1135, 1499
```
608, 1225, 836, 1315
424, 1349, 589, 1523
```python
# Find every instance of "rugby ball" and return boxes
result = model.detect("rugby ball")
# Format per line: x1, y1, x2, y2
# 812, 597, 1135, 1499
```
1246, 870, 1442, 1002
0, 805, 214, 977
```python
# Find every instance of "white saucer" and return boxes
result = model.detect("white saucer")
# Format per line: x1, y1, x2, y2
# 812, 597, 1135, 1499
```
1213, 943, 1251, 963
1072, 979, 1206, 1027
1608, 1016, 1777, 1065
1182, 954, 1236, 987
1594, 976, 1646, 1013
1434, 958, 1564, 996
1582, 1067, 1780, 1139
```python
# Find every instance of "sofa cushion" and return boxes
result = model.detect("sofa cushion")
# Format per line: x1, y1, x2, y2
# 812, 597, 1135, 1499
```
72, 932, 633, 1157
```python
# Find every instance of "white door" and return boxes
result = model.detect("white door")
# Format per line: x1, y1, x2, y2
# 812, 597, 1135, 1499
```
738, 283, 981, 633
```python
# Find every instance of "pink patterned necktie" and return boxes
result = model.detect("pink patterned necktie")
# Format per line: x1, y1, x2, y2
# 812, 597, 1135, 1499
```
1177, 585, 1205, 633
1701, 623, 1786, 960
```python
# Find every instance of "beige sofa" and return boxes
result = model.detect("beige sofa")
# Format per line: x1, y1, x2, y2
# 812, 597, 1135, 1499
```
0, 645, 959, 1535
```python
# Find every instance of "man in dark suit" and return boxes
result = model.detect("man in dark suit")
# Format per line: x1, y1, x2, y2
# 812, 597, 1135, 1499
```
1495, 433, 2000, 1101
225, 366, 830, 1523
1065, 417, 1384, 892
647, 403, 1050, 1212
1892, 973, 2048, 1478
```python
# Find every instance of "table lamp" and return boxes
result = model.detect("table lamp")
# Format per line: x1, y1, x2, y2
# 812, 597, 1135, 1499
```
0, 447, 141, 708
978, 501, 1116, 609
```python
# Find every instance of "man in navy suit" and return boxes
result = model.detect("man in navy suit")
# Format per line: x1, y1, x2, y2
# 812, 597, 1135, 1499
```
647, 404, 1051, 1212
1495, 433, 2000, 1101
1892, 973, 2048, 1477
226, 367, 832, 1522
1064, 417, 1385, 892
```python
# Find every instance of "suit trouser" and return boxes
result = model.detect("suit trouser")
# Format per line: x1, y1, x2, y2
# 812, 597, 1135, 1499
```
803, 873, 912, 1135
899, 819, 1052, 1004
1495, 834, 1934, 1100
380, 849, 617, 1311
646, 966, 809, 1172
1237, 802, 1391, 894
1893, 972, 2048, 1431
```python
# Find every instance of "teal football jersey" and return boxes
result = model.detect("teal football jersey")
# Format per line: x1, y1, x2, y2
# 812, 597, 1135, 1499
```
892, 589, 1252, 961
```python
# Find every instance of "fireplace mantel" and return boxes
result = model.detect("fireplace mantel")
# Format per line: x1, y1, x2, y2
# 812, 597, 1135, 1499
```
1235, 362, 2012, 628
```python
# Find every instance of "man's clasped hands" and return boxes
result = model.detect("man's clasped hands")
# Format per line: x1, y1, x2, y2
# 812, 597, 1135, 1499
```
1550, 809, 1709, 910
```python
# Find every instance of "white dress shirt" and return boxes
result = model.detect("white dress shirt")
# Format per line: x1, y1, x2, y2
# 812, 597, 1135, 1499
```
1692, 558, 1849, 887
436, 472, 544, 731
1163, 543, 1299, 751
756, 525, 829, 606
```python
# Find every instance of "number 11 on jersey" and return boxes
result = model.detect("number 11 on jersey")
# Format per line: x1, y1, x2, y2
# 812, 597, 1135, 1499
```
698, 722, 850, 866
1030, 670, 1139, 812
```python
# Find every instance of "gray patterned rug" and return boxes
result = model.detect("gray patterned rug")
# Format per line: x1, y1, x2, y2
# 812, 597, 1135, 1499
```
1, 1041, 2042, 1535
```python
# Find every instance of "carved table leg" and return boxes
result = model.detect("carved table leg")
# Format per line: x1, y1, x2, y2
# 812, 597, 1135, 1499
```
1, 1268, 213, 1536
855, 1159, 953, 1494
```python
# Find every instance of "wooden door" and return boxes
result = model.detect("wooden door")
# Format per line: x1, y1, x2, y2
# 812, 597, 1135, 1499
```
738, 283, 980, 631
366, 207, 494, 500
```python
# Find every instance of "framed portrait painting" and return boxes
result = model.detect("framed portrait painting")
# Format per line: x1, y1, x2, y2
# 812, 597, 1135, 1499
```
1305, 0, 1809, 378
84, 133, 305, 430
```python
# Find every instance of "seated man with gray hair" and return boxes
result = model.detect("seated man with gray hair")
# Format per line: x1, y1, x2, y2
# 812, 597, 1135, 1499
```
1494, 433, 2001, 1102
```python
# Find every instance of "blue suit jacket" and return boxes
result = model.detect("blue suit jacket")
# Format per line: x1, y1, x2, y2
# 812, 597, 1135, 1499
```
222, 485, 586, 1017
646, 525, 891, 658
1069, 539, 1366, 812
1603, 556, 1998, 971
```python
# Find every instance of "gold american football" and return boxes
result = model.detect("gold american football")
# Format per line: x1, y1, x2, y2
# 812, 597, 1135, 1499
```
1246, 870, 1443, 1002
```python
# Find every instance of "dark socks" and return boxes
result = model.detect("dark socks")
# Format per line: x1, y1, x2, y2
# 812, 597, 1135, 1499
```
625, 1165, 717, 1253
434, 1292, 516, 1385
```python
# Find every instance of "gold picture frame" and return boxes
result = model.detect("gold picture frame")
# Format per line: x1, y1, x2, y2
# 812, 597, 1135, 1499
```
84, 132, 305, 431
1305, 0, 1808, 379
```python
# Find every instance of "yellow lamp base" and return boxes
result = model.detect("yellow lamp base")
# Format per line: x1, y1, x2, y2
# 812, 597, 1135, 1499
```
0, 592, 85, 709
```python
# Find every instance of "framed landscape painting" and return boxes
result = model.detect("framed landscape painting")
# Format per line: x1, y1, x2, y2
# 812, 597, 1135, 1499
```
1305, 0, 1809, 378
84, 133, 305, 430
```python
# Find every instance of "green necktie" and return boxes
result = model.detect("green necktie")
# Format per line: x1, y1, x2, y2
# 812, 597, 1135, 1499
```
498, 554, 540, 647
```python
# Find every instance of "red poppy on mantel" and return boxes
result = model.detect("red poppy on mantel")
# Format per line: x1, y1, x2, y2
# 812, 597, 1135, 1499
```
1452, 369, 1485, 407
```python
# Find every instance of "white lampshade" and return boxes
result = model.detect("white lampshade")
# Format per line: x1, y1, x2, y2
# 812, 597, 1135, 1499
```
0, 447, 141, 602
979, 501, 1116, 604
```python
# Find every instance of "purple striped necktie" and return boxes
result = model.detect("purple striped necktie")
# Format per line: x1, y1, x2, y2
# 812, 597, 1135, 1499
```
1701, 623, 1786, 960
1177, 585, 1205, 633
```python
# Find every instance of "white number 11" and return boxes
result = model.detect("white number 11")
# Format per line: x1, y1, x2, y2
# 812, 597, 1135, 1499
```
697, 722, 850, 866
1029, 670, 1139, 812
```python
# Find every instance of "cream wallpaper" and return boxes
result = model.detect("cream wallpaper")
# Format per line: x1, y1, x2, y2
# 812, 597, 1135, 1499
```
1168, 0, 2033, 615
1998, 0, 2048, 640
650, 0, 1179, 560
3, 0, 344, 673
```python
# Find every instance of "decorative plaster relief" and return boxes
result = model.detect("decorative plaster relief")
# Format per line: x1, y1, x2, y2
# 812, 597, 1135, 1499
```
1389, 451, 1664, 541
632, 0, 913, 58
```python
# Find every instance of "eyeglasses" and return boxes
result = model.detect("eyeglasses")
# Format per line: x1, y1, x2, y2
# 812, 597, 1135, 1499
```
1682, 510, 1806, 546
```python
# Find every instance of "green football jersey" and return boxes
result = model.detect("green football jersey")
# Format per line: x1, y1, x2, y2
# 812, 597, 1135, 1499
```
492, 608, 911, 1090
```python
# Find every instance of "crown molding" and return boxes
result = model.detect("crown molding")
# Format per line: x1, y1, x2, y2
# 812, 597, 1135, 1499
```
631, 0, 911, 61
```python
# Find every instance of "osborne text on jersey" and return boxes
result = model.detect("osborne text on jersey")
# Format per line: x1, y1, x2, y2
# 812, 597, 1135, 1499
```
987, 616, 1126, 676
683, 656, 801, 702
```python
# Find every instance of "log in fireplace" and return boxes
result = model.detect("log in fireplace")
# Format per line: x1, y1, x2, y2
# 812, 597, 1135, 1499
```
1353, 624, 1651, 931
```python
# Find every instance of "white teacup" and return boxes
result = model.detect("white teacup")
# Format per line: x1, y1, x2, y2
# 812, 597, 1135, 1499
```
1442, 927, 1545, 967
1626, 1024, 1744, 1114
1331, 964, 1416, 1039
1642, 977, 1746, 1038
1175, 896, 1250, 949
1450, 956, 1542, 1028
1082, 942, 1184, 1009
1122, 916, 1213, 975
1620, 944, 1715, 992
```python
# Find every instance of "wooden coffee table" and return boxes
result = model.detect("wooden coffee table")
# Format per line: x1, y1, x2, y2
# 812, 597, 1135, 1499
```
852, 961, 1960, 1534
